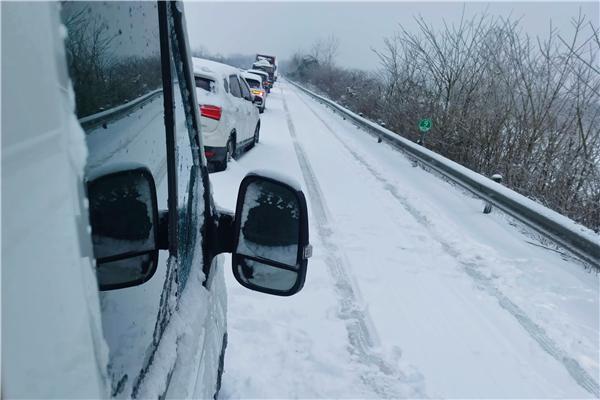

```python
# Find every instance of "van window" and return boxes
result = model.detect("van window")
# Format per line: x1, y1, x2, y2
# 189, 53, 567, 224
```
61, 2, 167, 396
62, 3, 162, 119
229, 75, 242, 98
61, 1, 166, 194
195, 76, 215, 93
223, 78, 229, 93
239, 77, 252, 100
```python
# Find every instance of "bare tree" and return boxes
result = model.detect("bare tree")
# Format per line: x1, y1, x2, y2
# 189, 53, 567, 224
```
287, 10, 600, 231
310, 34, 340, 67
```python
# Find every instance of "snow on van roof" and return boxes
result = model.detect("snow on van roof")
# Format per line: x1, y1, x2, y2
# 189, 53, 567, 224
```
242, 71, 263, 82
192, 57, 239, 78
253, 59, 272, 67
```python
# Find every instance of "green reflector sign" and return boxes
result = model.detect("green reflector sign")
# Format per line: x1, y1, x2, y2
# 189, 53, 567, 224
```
418, 118, 432, 133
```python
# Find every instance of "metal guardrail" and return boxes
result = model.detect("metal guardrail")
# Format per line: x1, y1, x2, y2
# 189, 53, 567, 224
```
79, 88, 164, 130
288, 79, 600, 269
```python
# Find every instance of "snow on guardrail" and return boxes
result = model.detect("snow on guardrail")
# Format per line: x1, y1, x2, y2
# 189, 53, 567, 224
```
79, 88, 163, 130
288, 79, 600, 269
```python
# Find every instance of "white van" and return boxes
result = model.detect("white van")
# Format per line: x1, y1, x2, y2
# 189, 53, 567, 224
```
247, 68, 271, 93
193, 58, 261, 171
2, 2, 311, 398
243, 71, 267, 113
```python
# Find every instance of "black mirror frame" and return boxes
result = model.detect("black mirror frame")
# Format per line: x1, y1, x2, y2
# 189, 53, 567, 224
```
87, 166, 160, 291
231, 173, 310, 296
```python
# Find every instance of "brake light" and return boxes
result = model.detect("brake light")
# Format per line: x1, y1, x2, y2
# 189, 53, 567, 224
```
200, 104, 222, 121
205, 150, 216, 158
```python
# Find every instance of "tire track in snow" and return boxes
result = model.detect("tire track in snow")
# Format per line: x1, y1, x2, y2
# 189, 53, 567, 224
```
294, 88, 600, 398
282, 92, 424, 399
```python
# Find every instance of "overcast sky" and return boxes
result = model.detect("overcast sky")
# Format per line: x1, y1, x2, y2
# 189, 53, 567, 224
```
185, 1, 599, 70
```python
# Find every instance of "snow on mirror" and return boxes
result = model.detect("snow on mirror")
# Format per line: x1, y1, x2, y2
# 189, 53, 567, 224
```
234, 179, 302, 293
88, 167, 159, 290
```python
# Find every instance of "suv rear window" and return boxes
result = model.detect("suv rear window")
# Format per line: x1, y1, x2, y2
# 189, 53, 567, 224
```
195, 76, 215, 93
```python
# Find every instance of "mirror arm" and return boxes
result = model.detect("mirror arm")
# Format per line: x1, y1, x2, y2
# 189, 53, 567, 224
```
215, 210, 235, 254
157, 210, 169, 250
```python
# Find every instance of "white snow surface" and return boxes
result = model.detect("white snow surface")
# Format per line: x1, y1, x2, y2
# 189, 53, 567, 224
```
210, 81, 599, 398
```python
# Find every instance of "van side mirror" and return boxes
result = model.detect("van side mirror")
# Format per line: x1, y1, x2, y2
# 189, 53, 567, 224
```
252, 95, 261, 104
87, 166, 161, 291
232, 173, 311, 296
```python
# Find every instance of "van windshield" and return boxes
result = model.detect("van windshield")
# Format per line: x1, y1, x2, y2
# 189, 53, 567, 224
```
245, 78, 261, 89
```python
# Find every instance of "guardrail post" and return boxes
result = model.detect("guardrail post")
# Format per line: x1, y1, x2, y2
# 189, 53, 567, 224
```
483, 174, 503, 214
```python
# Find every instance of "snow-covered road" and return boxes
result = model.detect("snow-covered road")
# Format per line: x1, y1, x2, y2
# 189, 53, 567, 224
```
210, 81, 599, 398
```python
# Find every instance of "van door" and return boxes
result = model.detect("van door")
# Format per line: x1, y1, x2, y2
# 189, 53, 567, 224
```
2, 2, 107, 397
238, 75, 256, 140
158, 8, 228, 397
228, 74, 249, 144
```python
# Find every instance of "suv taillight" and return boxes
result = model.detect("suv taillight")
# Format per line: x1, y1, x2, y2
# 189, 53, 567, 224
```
200, 105, 222, 121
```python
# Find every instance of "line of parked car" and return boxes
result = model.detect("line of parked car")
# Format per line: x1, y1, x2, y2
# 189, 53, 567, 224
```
193, 55, 276, 172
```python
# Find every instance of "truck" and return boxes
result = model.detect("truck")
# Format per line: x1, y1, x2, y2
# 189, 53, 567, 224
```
255, 53, 278, 82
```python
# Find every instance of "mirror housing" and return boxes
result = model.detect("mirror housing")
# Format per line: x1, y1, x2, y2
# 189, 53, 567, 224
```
87, 165, 162, 291
252, 95, 261, 104
232, 172, 311, 296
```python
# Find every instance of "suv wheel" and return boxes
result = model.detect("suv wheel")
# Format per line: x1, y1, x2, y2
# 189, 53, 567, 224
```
252, 124, 260, 147
215, 136, 235, 172
226, 138, 235, 162
227, 134, 238, 161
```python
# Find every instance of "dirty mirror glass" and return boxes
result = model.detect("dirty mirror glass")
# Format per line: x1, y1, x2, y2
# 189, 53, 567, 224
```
234, 179, 301, 292
88, 168, 158, 288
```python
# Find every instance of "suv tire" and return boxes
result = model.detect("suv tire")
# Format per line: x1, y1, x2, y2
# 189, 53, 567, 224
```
215, 136, 235, 172
253, 124, 260, 146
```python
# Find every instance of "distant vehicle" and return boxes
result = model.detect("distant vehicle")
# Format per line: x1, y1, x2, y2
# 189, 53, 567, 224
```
251, 58, 275, 85
243, 71, 267, 113
3, 3, 311, 399
247, 69, 272, 93
256, 54, 278, 81
193, 57, 261, 171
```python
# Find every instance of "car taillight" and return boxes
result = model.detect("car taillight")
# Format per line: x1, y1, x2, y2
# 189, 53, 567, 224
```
205, 150, 215, 158
200, 104, 222, 121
